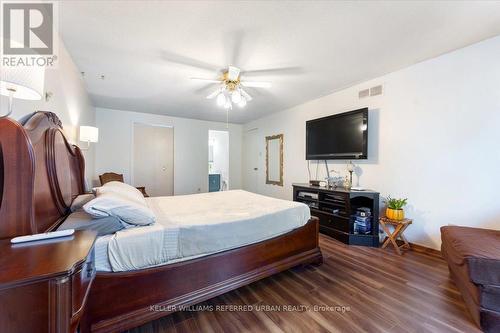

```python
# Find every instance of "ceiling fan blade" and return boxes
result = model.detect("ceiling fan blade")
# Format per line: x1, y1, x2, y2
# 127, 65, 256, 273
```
241, 66, 302, 76
227, 66, 241, 81
194, 83, 218, 95
190, 77, 222, 83
225, 29, 245, 67
240, 81, 272, 88
160, 50, 220, 72
206, 88, 221, 99
240, 88, 253, 101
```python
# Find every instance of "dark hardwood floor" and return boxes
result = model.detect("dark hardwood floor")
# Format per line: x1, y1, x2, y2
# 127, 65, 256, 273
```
126, 235, 479, 333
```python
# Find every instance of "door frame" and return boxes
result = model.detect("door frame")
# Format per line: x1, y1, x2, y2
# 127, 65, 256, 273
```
131, 122, 175, 195
208, 129, 230, 191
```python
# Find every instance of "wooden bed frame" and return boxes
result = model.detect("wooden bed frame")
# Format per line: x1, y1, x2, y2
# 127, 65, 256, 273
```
0, 111, 323, 333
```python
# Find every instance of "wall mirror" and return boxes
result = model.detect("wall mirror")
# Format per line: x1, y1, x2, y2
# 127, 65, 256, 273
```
266, 134, 284, 186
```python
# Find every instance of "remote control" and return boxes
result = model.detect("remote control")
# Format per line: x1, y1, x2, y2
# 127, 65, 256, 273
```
11, 229, 75, 244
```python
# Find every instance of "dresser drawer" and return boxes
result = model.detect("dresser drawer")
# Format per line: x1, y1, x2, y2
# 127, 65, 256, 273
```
320, 192, 350, 216
322, 192, 349, 204
319, 225, 350, 243
72, 248, 95, 316
314, 211, 350, 233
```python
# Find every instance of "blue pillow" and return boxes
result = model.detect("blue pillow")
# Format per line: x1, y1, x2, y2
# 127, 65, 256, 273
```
59, 209, 124, 236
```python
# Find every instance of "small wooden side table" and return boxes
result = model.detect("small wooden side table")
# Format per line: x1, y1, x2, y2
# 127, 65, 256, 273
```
380, 217, 413, 255
0, 230, 97, 333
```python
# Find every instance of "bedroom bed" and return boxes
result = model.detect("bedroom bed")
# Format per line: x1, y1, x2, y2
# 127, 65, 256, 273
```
0, 111, 322, 333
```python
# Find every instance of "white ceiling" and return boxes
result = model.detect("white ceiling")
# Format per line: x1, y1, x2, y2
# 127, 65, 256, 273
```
60, 1, 500, 124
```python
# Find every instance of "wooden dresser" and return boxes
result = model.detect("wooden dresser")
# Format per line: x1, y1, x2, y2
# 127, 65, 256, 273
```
0, 230, 97, 333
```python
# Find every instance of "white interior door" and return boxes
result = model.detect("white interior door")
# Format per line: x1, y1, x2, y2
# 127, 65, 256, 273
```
244, 129, 260, 193
133, 123, 174, 196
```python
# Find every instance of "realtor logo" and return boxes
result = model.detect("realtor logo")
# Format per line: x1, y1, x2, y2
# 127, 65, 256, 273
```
1, 1, 58, 66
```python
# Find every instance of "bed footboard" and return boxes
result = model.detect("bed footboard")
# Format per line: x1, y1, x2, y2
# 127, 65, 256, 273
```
82, 217, 321, 333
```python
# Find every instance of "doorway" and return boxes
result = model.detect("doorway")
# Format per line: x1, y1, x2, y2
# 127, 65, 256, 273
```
208, 130, 229, 192
133, 123, 174, 196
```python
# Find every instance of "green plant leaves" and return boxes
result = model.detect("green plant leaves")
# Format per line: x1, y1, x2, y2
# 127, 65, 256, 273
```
383, 196, 408, 210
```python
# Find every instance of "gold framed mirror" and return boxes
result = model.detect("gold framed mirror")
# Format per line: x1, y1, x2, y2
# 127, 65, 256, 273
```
266, 134, 284, 186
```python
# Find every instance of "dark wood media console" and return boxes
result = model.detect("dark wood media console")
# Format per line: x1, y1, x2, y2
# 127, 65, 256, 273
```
293, 183, 380, 247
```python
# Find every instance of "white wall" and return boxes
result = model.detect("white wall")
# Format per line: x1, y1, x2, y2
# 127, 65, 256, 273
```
209, 130, 230, 190
0, 40, 96, 185
242, 36, 500, 250
95, 107, 242, 194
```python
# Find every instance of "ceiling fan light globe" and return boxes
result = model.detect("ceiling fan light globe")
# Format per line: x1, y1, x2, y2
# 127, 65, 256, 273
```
231, 90, 242, 103
216, 93, 226, 106
224, 100, 232, 109
238, 98, 247, 108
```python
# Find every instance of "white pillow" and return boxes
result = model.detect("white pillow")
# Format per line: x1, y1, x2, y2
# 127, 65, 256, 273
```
83, 191, 155, 226
96, 181, 146, 206
70, 193, 95, 212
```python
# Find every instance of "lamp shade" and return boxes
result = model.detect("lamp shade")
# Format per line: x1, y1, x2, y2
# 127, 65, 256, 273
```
79, 126, 99, 143
0, 64, 45, 100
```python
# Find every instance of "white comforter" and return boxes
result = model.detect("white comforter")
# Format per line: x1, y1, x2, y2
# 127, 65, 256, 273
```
103, 190, 310, 272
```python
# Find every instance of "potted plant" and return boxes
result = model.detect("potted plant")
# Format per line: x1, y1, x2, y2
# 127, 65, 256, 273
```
384, 196, 408, 220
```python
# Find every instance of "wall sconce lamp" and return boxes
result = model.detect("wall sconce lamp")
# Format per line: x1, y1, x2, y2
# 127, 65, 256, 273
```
79, 126, 99, 150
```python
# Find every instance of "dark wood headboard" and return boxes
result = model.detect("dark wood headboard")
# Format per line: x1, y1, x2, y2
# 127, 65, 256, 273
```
0, 111, 85, 239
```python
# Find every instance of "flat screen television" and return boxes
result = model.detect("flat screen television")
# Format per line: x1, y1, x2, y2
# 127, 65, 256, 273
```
306, 108, 368, 160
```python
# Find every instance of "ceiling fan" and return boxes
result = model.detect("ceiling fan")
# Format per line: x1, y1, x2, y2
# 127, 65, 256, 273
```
191, 66, 271, 110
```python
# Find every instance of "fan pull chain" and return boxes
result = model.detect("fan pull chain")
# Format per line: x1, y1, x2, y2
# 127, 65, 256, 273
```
226, 108, 229, 129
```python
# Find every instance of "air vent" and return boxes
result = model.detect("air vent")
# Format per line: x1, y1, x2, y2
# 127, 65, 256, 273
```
359, 85, 383, 99
370, 85, 383, 96
358, 89, 369, 99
